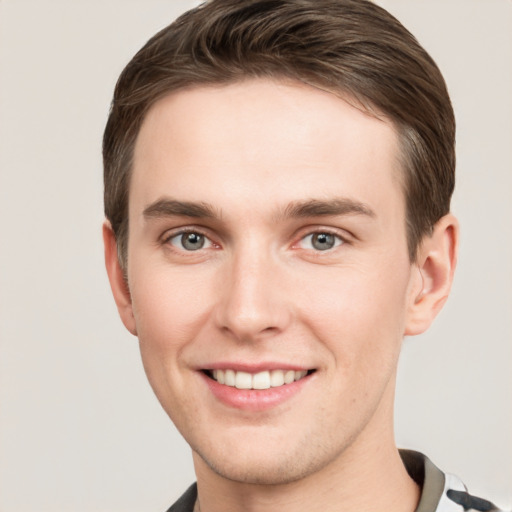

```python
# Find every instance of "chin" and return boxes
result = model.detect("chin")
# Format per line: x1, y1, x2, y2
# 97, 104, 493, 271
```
200, 452, 316, 485
191, 431, 343, 486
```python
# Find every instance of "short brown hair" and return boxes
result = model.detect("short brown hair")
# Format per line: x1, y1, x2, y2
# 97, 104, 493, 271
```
103, 0, 455, 268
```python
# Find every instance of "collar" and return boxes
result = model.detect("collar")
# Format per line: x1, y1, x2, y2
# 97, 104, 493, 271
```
400, 449, 468, 512
170, 450, 468, 512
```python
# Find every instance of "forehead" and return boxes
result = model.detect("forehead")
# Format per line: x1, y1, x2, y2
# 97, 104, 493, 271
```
130, 79, 403, 220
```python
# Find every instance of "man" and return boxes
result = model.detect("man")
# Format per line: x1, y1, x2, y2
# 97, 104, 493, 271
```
102, 1, 505, 511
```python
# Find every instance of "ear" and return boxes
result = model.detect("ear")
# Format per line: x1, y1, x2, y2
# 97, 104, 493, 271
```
103, 221, 137, 336
404, 214, 459, 336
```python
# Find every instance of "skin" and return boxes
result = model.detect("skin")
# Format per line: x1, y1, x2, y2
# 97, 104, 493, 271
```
104, 79, 458, 512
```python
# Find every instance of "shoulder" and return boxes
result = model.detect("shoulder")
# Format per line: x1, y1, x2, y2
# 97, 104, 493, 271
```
441, 472, 506, 512
400, 450, 508, 512
165, 483, 197, 512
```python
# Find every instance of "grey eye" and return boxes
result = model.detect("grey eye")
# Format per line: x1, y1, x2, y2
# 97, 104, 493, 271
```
169, 232, 211, 251
181, 232, 205, 250
299, 232, 343, 251
311, 233, 336, 250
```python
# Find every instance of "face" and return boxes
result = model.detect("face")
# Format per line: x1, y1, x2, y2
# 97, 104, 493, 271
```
121, 79, 423, 485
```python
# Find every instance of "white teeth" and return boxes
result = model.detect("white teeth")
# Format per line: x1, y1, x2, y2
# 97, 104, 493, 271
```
235, 371, 252, 389
224, 369, 236, 386
284, 370, 295, 384
252, 371, 271, 390
270, 369, 285, 387
210, 369, 310, 389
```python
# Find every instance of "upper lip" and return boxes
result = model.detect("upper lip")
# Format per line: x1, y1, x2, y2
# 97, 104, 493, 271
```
198, 362, 313, 373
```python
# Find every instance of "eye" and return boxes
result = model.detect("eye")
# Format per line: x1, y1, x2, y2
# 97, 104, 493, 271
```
167, 231, 213, 251
298, 232, 344, 251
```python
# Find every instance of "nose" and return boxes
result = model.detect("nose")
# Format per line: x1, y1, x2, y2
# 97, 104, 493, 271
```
213, 248, 292, 342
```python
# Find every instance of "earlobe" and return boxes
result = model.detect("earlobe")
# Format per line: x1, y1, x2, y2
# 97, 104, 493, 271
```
102, 221, 138, 336
405, 214, 459, 336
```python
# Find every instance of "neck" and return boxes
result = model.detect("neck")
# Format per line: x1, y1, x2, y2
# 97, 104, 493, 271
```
195, 448, 418, 512
192, 386, 420, 512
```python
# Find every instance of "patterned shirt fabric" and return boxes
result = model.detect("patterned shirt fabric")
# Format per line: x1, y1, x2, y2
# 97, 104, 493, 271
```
166, 450, 506, 512
399, 451, 504, 512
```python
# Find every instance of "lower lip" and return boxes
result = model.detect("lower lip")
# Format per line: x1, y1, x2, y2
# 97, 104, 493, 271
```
201, 372, 311, 411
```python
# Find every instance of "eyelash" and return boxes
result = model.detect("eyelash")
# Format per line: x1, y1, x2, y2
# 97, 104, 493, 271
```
162, 228, 216, 252
161, 226, 349, 255
295, 230, 346, 252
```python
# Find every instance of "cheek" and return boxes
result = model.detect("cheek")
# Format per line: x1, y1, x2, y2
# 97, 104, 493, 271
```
129, 265, 214, 360
128, 266, 217, 418
296, 260, 411, 367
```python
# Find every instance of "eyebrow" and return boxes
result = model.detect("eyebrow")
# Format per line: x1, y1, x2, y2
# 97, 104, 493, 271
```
278, 198, 375, 221
143, 199, 220, 220
142, 197, 375, 222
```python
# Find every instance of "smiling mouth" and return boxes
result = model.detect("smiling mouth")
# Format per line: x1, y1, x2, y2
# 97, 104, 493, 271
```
204, 369, 315, 390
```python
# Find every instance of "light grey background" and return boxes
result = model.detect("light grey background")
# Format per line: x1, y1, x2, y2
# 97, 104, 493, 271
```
0, 1, 510, 511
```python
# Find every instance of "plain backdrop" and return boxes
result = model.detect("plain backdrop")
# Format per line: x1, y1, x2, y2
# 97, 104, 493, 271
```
0, 1, 511, 511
